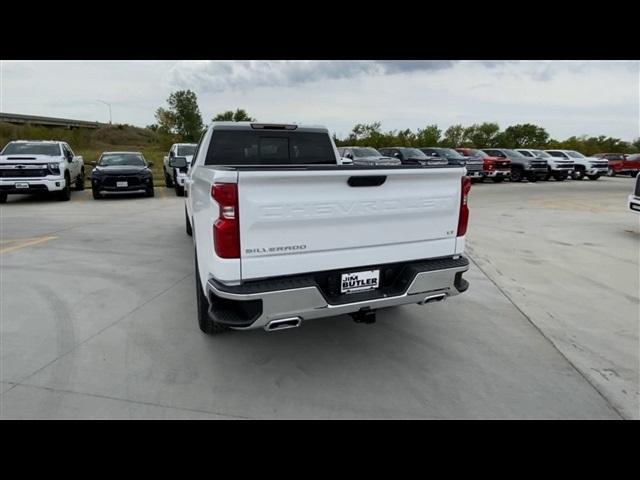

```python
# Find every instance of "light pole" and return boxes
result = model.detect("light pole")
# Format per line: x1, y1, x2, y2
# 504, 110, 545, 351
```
97, 100, 112, 124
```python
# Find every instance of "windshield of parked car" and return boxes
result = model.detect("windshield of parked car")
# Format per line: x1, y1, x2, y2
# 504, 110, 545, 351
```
503, 149, 526, 158
566, 150, 586, 158
532, 150, 551, 158
353, 148, 382, 157
1, 142, 61, 156
177, 145, 196, 156
436, 148, 466, 159
399, 148, 428, 158
464, 149, 485, 157
98, 154, 145, 166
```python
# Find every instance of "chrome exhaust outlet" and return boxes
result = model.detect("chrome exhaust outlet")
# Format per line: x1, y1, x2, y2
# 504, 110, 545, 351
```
264, 317, 302, 332
418, 293, 447, 305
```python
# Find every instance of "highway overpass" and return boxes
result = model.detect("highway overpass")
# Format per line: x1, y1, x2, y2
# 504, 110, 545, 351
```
0, 112, 107, 130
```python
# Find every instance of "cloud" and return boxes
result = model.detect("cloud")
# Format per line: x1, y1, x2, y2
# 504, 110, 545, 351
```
168, 60, 456, 93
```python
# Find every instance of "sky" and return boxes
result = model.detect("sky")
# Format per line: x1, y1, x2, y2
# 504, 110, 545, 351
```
1, 60, 638, 141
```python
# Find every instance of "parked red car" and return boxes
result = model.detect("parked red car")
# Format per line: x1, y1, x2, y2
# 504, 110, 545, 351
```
455, 148, 511, 183
593, 153, 640, 177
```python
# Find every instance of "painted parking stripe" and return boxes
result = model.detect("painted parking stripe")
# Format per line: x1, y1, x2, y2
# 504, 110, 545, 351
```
0, 235, 58, 254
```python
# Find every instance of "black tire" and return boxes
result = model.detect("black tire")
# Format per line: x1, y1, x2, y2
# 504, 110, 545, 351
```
195, 249, 227, 335
0, 193, 7, 204
175, 185, 185, 197
543, 173, 552, 181
554, 175, 567, 181
607, 168, 615, 177
492, 176, 504, 183
58, 174, 71, 201
511, 168, 523, 182
527, 175, 538, 183
92, 188, 101, 200
75, 169, 85, 190
630, 171, 638, 178
586, 174, 601, 181
572, 169, 585, 180
146, 186, 155, 197
164, 168, 174, 188
185, 208, 193, 236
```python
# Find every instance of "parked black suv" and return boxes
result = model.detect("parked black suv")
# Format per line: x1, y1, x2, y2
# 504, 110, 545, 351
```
91, 152, 155, 199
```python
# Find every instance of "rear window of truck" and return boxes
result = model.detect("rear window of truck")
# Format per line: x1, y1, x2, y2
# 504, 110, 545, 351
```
205, 130, 336, 165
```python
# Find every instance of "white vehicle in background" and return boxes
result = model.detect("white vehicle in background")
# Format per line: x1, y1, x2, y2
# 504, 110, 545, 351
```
545, 149, 608, 181
184, 122, 471, 335
163, 143, 197, 196
629, 173, 640, 213
516, 149, 574, 181
0, 140, 85, 203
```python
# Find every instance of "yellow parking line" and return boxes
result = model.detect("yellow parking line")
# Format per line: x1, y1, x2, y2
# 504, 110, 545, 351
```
0, 235, 58, 254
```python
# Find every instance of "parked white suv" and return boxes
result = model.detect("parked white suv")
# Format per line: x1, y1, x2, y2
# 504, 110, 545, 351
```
163, 143, 197, 196
516, 149, 574, 181
545, 149, 608, 180
184, 122, 471, 334
0, 140, 85, 202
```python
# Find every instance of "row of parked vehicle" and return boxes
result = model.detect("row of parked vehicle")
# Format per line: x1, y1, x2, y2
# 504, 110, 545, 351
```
1, 137, 639, 204
337, 146, 640, 183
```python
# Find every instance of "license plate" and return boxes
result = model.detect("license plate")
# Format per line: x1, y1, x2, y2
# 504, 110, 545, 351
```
15, 182, 29, 189
341, 269, 380, 294
116, 181, 128, 188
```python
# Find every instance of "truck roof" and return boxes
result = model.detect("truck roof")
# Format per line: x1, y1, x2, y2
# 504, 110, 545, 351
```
101, 151, 143, 155
10, 140, 62, 144
209, 121, 328, 133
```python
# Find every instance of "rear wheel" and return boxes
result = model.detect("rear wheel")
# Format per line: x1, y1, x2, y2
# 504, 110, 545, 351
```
58, 174, 71, 201
527, 175, 538, 183
553, 175, 567, 181
185, 208, 193, 236
587, 174, 601, 181
0, 193, 7, 203
195, 249, 228, 335
510, 168, 523, 182
75, 169, 85, 190
607, 168, 616, 177
175, 185, 185, 196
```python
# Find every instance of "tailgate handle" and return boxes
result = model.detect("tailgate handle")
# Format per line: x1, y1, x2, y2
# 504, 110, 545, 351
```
347, 176, 386, 187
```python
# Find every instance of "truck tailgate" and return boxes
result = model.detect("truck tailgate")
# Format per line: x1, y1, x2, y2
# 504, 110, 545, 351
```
238, 167, 463, 280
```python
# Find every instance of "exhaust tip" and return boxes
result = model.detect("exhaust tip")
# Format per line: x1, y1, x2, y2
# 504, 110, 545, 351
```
264, 317, 302, 332
419, 293, 447, 305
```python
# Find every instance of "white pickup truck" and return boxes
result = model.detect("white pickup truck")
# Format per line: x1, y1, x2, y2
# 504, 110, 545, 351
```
163, 143, 197, 196
0, 140, 85, 202
184, 122, 471, 334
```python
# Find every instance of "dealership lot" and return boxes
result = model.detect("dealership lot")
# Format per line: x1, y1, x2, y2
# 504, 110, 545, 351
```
0, 178, 637, 419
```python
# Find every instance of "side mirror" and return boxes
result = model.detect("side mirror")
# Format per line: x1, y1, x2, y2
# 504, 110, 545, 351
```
169, 151, 175, 158
147, 161, 154, 167
345, 152, 353, 159
91, 161, 97, 166
393, 152, 401, 158
169, 156, 187, 168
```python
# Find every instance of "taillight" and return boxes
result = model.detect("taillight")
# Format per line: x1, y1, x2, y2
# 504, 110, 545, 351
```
457, 176, 471, 237
211, 183, 240, 258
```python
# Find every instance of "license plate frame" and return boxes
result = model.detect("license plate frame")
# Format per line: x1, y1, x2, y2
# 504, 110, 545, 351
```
15, 182, 29, 189
340, 269, 380, 294
116, 181, 128, 188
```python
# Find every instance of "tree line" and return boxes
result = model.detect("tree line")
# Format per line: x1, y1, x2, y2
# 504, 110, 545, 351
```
147, 89, 639, 156
333, 122, 640, 156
